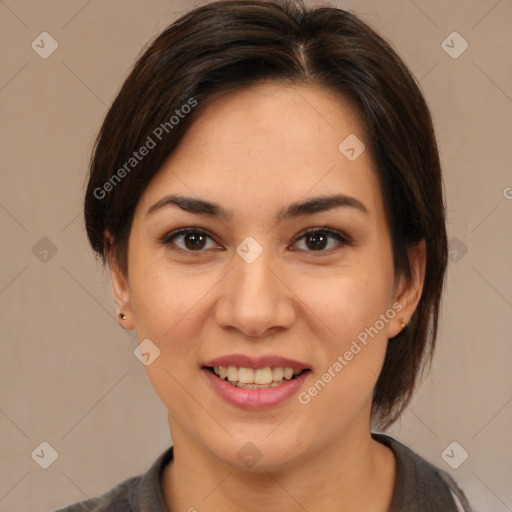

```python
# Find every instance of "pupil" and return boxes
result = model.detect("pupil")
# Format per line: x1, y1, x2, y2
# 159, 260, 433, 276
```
185, 232, 206, 250
306, 232, 327, 250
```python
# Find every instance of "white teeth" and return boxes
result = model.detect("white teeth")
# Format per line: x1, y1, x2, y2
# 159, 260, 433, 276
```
238, 367, 254, 384
227, 366, 239, 382
211, 365, 305, 387
254, 367, 273, 385
283, 367, 294, 379
271, 367, 284, 381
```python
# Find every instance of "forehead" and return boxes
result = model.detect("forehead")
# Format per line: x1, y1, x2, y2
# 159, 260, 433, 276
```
137, 82, 382, 221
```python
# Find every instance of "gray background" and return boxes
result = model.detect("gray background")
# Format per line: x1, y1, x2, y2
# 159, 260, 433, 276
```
0, 0, 511, 510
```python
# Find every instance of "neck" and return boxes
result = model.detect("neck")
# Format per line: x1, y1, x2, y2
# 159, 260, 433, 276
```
162, 419, 396, 512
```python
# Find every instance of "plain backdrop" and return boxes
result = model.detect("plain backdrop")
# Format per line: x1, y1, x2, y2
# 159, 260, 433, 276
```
0, 1, 511, 511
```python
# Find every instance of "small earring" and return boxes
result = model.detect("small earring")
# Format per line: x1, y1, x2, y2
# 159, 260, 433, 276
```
400, 319, 407, 329
119, 312, 127, 320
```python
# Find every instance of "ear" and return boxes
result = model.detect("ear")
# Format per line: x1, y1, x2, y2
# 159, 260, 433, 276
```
388, 240, 426, 338
106, 234, 135, 330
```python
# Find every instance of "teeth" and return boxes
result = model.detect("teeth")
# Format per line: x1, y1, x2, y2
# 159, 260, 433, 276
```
227, 366, 239, 382
254, 367, 273, 385
271, 367, 284, 381
212, 365, 304, 387
238, 367, 254, 384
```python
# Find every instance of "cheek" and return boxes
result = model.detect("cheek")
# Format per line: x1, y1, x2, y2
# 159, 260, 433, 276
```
128, 251, 215, 341
296, 264, 395, 344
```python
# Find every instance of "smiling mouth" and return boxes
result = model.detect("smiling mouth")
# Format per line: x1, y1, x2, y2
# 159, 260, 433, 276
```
204, 365, 310, 389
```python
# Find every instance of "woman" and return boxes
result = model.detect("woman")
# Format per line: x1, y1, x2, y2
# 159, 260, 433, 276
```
56, 0, 474, 510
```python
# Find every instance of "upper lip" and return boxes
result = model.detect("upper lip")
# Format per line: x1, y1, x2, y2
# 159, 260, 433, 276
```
203, 354, 311, 370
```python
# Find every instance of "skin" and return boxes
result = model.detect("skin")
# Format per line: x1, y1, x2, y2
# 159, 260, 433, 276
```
110, 82, 426, 512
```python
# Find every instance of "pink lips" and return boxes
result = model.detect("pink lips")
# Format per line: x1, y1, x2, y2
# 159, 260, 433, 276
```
201, 353, 311, 410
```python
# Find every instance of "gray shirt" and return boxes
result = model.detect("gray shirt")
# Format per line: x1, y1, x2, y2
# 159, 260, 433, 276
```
52, 434, 473, 511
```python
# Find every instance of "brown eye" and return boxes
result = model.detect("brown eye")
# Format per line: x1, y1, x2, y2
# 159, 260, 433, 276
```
161, 228, 219, 252
304, 231, 329, 251
182, 231, 207, 250
293, 228, 349, 253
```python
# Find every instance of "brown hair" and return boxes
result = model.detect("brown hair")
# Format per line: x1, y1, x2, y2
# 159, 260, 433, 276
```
84, 0, 447, 429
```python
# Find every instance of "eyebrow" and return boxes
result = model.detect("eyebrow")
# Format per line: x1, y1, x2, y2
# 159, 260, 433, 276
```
146, 193, 369, 221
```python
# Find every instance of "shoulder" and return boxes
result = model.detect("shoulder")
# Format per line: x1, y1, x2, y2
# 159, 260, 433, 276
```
51, 475, 139, 512
50, 446, 174, 512
373, 433, 474, 512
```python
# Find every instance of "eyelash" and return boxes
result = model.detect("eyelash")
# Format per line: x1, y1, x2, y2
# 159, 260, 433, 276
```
159, 226, 351, 255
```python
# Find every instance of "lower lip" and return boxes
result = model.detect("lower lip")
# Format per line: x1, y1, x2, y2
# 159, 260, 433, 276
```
201, 368, 310, 410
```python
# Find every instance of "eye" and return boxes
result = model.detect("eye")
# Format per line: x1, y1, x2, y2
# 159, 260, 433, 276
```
160, 228, 220, 252
292, 227, 350, 253
160, 226, 350, 254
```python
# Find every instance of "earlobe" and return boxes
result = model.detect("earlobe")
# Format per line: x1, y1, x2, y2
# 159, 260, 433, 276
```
108, 254, 135, 330
389, 240, 427, 338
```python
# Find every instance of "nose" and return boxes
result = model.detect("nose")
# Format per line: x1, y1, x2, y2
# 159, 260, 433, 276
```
214, 247, 296, 338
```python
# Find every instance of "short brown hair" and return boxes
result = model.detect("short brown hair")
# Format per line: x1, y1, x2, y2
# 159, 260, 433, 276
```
84, 0, 448, 429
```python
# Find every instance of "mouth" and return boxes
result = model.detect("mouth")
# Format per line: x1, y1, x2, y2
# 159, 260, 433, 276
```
203, 365, 311, 390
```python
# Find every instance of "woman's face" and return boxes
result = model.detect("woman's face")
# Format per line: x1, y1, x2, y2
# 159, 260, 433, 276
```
111, 83, 421, 471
